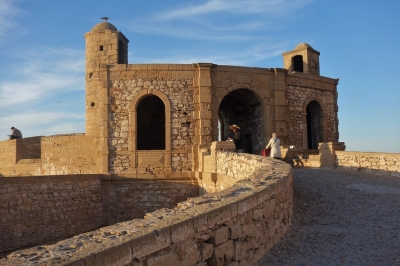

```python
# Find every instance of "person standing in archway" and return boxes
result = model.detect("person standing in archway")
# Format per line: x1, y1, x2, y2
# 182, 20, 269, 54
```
228, 124, 242, 150
265, 132, 281, 159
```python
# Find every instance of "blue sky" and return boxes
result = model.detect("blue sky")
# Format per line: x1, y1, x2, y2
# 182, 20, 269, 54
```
0, 0, 399, 153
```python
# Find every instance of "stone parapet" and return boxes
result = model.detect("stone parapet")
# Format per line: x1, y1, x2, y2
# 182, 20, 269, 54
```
1, 153, 293, 266
0, 134, 104, 176
336, 151, 400, 176
0, 174, 103, 253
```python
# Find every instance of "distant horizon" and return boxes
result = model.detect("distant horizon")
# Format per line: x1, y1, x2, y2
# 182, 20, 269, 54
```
0, 0, 399, 153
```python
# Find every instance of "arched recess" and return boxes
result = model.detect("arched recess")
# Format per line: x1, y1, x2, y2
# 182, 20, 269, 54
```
303, 99, 324, 149
129, 90, 172, 152
137, 96, 165, 150
216, 85, 267, 154
292, 55, 303, 72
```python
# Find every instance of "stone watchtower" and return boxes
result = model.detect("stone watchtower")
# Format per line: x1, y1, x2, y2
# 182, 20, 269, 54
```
282, 42, 320, 75
84, 21, 129, 136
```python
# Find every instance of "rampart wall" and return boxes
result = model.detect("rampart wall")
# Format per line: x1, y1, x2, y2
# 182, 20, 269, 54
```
1, 151, 293, 266
0, 134, 104, 177
102, 177, 199, 225
0, 175, 200, 254
0, 174, 103, 253
336, 151, 400, 176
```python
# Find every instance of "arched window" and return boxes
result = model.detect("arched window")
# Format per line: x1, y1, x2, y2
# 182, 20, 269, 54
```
137, 95, 165, 150
306, 100, 323, 149
292, 55, 303, 72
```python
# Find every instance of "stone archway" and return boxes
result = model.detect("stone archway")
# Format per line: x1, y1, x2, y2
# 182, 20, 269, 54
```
218, 89, 263, 154
306, 100, 323, 149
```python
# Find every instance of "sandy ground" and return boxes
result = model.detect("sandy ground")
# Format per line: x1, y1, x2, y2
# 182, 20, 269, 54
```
256, 168, 400, 266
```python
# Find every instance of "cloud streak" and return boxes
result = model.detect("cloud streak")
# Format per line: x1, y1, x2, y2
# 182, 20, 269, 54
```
0, 111, 85, 141
154, 0, 314, 20
0, 0, 25, 43
0, 47, 85, 107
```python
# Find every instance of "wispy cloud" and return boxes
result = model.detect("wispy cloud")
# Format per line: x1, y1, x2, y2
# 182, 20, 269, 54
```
0, 0, 26, 42
128, 0, 297, 65
0, 111, 85, 140
0, 47, 85, 107
153, 0, 314, 20
134, 40, 288, 65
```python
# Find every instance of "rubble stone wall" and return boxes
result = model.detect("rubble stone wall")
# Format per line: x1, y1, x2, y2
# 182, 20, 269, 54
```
102, 178, 199, 224
0, 174, 103, 253
108, 65, 195, 174
336, 151, 400, 176
286, 74, 338, 148
1, 153, 293, 266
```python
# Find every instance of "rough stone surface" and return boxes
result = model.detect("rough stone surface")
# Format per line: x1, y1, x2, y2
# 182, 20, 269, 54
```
0, 154, 293, 266
0, 175, 102, 253
256, 168, 400, 266
336, 151, 400, 176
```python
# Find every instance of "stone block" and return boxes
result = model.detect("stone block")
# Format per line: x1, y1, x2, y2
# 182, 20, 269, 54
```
146, 252, 179, 266
207, 206, 232, 228
83, 241, 133, 266
212, 239, 234, 265
209, 226, 229, 246
237, 196, 257, 214
200, 242, 213, 262
171, 219, 195, 243
132, 229, 171, 259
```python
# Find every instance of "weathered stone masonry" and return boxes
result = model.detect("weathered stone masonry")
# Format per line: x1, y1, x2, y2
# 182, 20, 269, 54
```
0, 175, 102, 252
1, 150, 293, 266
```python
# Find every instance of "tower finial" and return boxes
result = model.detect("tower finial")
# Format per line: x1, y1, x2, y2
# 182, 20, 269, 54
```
101, 17, 109, 21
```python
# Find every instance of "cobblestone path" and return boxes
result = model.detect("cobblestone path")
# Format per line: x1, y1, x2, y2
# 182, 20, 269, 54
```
256, 168, 400, 266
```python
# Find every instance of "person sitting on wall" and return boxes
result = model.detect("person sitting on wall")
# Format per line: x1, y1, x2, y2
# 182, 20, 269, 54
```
265, 132, 282, 159
227, 124, 242, 149
9, 127, 22, 139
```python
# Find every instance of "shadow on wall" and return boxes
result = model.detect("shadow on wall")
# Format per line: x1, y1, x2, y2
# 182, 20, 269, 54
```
101, 176, 200, 225
0, 174, 201, 255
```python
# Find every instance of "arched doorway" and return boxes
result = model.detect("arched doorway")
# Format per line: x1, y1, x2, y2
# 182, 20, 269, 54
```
137, 95, 165, 150
218, 89, 263, 154
306, 100, 323, 149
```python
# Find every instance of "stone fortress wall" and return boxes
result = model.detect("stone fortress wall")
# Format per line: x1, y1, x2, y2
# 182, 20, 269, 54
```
0, 173, 198, 254
1, 144, 293, 266
335, 151, 400, 176
0, 134, 104, 177
0, 174, 103, 253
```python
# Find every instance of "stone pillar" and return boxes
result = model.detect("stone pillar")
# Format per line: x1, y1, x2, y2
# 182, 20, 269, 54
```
193, 63, 213, 171
271, 68, 288, 144
203, 141, 236, 173
319, 142, 346, 168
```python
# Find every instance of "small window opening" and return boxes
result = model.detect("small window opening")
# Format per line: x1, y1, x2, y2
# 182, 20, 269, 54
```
99, 45, 104, 51
292, 55, 303, 72
90, 102, 95, 107
89, 73, 93, 79
118, 40, 126, 64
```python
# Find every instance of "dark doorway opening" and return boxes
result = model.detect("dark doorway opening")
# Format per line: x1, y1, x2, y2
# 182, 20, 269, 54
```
137, 96, 165, 150
218, 89, 263, 154
293, 55, 303, 72
306, 100, 323, 149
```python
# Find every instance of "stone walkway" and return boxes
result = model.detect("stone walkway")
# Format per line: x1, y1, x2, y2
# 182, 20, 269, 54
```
256, 168, 400, 266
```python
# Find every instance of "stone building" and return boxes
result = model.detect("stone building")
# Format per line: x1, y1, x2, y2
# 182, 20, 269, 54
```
84, 21, 339, 176
0, 21, 349, 263
0, 20, 341, 177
